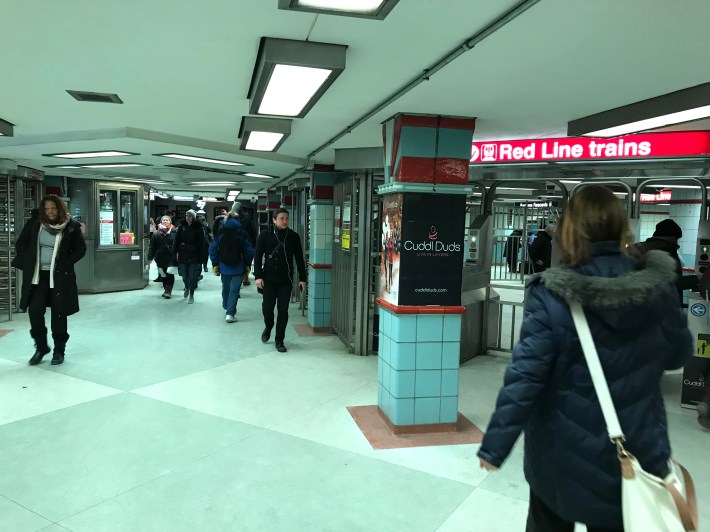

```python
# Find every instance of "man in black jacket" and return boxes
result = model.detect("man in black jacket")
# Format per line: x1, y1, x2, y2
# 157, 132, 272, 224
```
528, 223, 554, 273
254, 208, 307, 352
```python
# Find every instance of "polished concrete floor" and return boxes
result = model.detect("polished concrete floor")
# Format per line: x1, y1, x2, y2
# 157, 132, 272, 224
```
0, 270, 706, 531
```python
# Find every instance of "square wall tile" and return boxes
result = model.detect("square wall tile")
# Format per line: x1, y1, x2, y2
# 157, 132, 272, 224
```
442, 342, 461, 369
392, 315, 417, 343
414, 397, 440, 424
415, 342, 443, 370
390, 397, 415, 425
390, 368, 415, 399
379, 336, 391, 366
442, 315, 462, 342
390, 341, 415, 370
378, 358, 384, 385
416, 315, 443, 342
415, 370, 442, 397
382, 360, 391, 392
441, 369, 459, 396
440, 396, 459, 423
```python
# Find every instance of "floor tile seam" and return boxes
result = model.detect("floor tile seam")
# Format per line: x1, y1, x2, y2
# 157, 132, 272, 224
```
432, 485, 480, 531
55, 431, 264, 526
0, 491, 55, 525
0, 362, 126, 393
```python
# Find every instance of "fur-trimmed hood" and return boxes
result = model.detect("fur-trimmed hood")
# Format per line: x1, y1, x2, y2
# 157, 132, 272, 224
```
539, 249, 676, 309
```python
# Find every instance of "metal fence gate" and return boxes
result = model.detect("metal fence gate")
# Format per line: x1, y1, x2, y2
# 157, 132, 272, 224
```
331, 171, 380, 355
0, 174, 42, 321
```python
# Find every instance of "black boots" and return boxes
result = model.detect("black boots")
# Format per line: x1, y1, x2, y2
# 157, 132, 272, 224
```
261, 328, 271, 343
51, 333, 69, 366
29, 345, 51, 365
275, 342, 287, 353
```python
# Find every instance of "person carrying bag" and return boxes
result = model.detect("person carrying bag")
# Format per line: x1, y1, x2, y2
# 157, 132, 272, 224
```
570, 300, 698, 532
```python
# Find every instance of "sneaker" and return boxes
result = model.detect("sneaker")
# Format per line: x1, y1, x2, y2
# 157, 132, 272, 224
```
261, 328, 271, 343
183, 288, 189, 299
188, 296, 195, 304
698, 402, 710, 429
162, 291, 170, 299
225, 315, 236, 323
275, 342, 287, 353
153, 276, 162, 283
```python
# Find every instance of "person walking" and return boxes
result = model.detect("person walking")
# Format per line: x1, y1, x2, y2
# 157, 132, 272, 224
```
174, 209, 207, 304
196, 212, 212, 274
209, 212, 254, 322
233, 202, 257, 286
254, 208, 307, 352
528, 223, 555, 273
14, 195, 86, 365
477, 185, 693, 531
147, 215, 178, 299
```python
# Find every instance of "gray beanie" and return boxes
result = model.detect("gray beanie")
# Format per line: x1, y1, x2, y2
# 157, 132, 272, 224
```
186, 209, 197, 219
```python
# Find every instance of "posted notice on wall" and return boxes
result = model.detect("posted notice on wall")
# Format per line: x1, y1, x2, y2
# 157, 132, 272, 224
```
99, 210, 114, 245
341, 229, 351, 250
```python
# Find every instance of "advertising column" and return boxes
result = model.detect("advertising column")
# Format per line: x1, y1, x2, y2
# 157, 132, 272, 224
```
376, 113, 475, 431
307, 165, 336, 331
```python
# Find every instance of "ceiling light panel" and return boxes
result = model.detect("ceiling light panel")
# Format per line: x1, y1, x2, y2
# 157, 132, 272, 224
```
243, 173, 275, 179
246, 132, 284, 151
0, 118, 14, 136
248, 38, 346, 118
239, 116, 292, 152
568, 82, 710, 137
155, 154, 247, 166
81, 163, 148, 168
278, 0, 399, 19
44, 150, 137, 158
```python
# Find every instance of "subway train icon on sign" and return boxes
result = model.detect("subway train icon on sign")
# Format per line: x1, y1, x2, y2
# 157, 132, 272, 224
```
691, 303, 706, 317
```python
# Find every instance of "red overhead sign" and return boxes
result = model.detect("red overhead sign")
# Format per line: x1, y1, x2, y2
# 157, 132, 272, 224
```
640, 190, 672, 203
470, 131, 710, 164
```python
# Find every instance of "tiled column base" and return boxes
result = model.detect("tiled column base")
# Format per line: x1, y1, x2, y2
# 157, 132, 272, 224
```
307, 202, 334, 329
307, 266, 332, 329
377, 307, 462, 427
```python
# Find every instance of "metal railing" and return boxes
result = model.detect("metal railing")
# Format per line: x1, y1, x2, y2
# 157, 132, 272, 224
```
485, 283, 525, 353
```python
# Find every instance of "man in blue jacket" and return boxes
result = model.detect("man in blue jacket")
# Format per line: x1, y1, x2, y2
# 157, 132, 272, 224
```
209, 213, 254, 323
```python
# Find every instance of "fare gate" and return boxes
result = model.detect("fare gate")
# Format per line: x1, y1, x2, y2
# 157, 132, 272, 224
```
331, 171, 382, 355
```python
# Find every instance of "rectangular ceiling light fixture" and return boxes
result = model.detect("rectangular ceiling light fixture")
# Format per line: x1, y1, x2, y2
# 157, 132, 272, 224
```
45, 163, 150, 169
248, 37, 346, 118
188, 182, 239, 186
155, 154, 247, 166
568, 82, 710, 137
44, 150, 137, 158
0, 118, 14, 136
226, 189, 241, 200
278, 0, 399, 19
243, 172, 275, 179
239, 116, 291, 151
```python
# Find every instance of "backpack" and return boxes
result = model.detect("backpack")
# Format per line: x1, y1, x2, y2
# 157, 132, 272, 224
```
217, 227, 244, 265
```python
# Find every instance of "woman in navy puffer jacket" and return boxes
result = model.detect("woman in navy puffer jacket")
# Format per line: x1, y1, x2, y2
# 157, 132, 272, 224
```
477, 185, 693, 532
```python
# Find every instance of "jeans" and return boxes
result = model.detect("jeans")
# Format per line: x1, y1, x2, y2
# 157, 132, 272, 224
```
221, 274, 243, 316
526, 489, 623, 532
179, 263, 201, 295
262, 281, 292, 343
28, 270, 69, 352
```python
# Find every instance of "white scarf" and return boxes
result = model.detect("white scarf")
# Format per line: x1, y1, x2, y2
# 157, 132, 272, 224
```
32, 225, 65, 289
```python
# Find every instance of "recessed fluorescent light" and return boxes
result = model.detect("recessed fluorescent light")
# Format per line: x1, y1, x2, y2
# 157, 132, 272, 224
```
245, 132, 284, 151
258, 65, 331, 117
498, 186, 538, 191
657, 203, 671, 206
82, 163, 148, 168
560, 180, 582, 184
243, 173, 275, 179
189, 182, 238, 186
172, 195, 195, 201
44, 150, 136, 159
298, 0, 384, 12
584, 104, 710, 137
156, 154, 246, 166
647, 184, 701, 189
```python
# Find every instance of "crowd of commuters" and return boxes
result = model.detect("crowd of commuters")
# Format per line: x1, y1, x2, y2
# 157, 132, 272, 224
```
13, 189, 709, 530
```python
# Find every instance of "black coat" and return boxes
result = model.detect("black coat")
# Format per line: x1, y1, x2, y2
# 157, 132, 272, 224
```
528, 231, 552, 272
174, 220, 208, 265
478, 244, 692, 529
147, 228, 178, 270
636, 236, 698, 303
254, 227, 307, 285
15, 219, 87, 316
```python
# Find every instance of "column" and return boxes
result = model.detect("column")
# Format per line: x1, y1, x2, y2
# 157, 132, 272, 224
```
307, 165, 336, 331
377, 113, 475, 431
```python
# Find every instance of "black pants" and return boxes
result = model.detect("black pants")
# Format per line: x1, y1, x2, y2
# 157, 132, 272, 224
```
28, 270, 69, 352
262, 281, 291, 343
527, 490, 623, 532
161, 272, 175, 289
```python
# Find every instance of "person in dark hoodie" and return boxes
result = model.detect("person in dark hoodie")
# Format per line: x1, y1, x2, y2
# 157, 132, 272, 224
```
209, 211, 254, 322
173, 209, 208, 303
636, 218, 698, 304
527, 223, 555, 273
477, 186, 692, 532
14, 195, 86, 366
254, 208, 307, 353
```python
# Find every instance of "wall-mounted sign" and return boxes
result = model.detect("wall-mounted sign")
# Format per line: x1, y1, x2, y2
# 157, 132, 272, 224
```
334, 206, 341, 243
99, 210, 114, 245
471, 131, 710, 164
639, 190, 672, 203
341, 229, 351, 250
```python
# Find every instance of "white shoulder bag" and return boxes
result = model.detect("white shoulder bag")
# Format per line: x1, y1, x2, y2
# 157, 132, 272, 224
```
569, 300, 699, 532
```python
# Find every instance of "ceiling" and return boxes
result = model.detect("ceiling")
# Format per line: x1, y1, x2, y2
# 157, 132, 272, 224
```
1, 0, 710, 198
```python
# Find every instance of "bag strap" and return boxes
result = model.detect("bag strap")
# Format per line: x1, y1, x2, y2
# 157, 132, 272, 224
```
568, 300, 625, 441
668, 461, 699, 532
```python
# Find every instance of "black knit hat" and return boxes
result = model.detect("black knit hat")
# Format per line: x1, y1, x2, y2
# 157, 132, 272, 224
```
653, 219, 682, 239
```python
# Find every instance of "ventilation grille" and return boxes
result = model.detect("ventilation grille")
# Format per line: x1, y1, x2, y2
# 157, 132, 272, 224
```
66, 90, 123, 104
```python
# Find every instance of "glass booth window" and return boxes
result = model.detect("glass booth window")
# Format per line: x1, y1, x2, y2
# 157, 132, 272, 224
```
120, 191, 137, 245
99, 190, 117, 246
